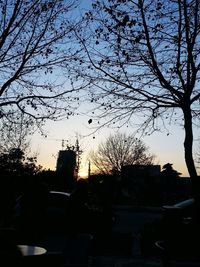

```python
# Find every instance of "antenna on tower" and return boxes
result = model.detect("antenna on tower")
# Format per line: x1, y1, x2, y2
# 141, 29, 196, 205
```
59, 139, 68, 150
61, 139, 65, 150
88, 161, 91, 179
75, 138, 83, 178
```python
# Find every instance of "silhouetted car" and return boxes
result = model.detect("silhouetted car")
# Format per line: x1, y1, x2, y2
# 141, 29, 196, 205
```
14, 190, 95, 258
46, 191, 71, 231
155, 199, 200, 263
162, 198, 195, 225
14, 190, 71, 241
140, 198, 196, 257
162, 197, 194, 211
15, 190, 70, 219
47, 190, 70, 217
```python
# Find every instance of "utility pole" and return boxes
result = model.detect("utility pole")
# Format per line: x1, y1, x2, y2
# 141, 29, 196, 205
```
88, 161, 91, 179
75, 138, 83, 179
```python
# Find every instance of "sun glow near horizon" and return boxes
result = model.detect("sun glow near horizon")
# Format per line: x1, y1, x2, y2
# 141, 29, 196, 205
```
78, 170, 88, 178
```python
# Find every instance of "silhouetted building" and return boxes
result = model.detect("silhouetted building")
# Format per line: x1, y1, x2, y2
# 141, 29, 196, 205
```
122, 164, 161, 186
121, 164, 192, 205
56, 149, 77, 191
121, 164, 161, 205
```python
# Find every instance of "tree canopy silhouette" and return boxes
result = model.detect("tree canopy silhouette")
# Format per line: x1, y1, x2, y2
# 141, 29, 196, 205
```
0, 112, 33, 154
0, 0, 82, 127
0, 147, 41, 177
161, 163, 182, 178
70, 0, 200, 199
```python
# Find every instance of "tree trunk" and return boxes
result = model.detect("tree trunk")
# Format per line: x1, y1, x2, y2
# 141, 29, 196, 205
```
183, 105, 200, 223
183, 107, 197, 178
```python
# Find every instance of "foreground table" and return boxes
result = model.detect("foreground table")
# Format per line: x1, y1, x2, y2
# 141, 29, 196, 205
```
18, 245, 47, 257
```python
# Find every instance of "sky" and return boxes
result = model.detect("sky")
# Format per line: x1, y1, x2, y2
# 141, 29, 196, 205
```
28, 0, 199, 178
30, 109, 197, 178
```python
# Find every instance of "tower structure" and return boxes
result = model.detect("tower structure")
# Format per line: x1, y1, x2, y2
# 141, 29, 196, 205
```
56, 149, 76, 191
56, 137, 83, 191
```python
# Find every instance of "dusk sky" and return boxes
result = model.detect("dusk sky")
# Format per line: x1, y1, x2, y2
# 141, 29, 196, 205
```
26, 0, 199, 178
31, 109, 197, 177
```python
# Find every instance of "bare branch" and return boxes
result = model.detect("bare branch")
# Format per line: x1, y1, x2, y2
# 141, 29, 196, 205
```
0, 0, 80, 125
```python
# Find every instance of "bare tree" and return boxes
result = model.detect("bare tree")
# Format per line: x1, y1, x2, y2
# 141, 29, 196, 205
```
0, 111, 34, 154
0, 107, 40, 161
70, 0, 200, 199
0, 0, 82, 125
0, 111, 44, 182
90, 132, 154, 175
